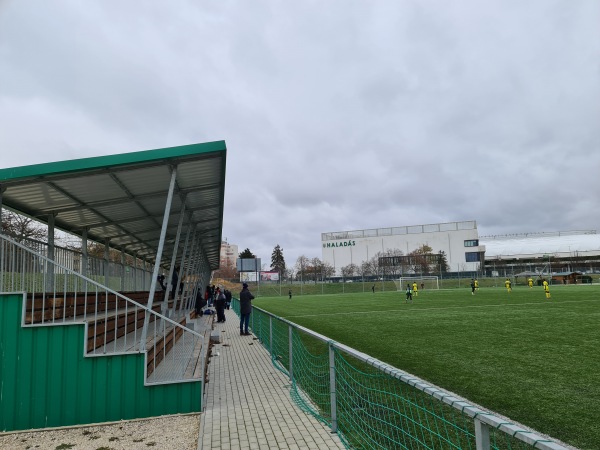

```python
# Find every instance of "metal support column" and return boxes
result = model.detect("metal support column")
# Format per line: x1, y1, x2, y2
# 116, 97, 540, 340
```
104, 240, 110, 288
47, 213, 55, 293
142, 256, 147, 290
0, 186, 5, 229
120, 248, 125, 291
166, 199, 186, 309
183, 230, 198, 311
81, 228, 88, 278
140, 166, 178, 348
132, 252, 137, 291
170, 206, 189, 314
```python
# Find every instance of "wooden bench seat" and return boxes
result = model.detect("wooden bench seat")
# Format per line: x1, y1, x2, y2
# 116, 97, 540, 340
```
86, 304, 162, 353
146, 315, 188, 376
25, 290, 165, 324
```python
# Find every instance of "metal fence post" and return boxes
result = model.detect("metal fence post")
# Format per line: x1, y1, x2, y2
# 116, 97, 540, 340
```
329, 343, 338, 433
289, 325, 293, 381
269, 316, 273, 356
475, 418, 491, 450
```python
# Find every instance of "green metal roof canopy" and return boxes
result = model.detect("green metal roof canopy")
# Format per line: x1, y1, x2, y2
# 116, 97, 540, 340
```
0, 141, 227, 270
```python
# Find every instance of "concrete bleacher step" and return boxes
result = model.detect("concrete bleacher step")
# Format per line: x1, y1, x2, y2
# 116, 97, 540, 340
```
24, 290, 207, 385
145, 312, 213, 383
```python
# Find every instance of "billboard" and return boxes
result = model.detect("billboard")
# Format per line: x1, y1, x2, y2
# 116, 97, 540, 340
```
239, 271, 280, 282
260, 271, 279, 281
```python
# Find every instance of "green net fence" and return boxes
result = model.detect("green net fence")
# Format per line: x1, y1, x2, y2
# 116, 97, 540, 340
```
232, 300, 564, 450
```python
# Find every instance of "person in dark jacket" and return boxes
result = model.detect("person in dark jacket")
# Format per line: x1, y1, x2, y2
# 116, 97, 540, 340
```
195, 287, 207, 315
170, 267, 179, 300
239, 283, 255, 336
215, 287, 226, 323
224, 289, 232, 310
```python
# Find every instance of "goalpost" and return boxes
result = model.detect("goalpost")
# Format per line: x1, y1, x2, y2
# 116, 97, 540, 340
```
397, 276, 439, 291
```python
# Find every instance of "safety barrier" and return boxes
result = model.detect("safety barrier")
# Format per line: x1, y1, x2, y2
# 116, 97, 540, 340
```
0, 233, 204, 385
231, 299, 567, 450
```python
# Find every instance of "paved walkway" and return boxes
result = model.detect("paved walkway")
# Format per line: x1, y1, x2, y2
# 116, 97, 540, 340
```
198, 307, 346, 450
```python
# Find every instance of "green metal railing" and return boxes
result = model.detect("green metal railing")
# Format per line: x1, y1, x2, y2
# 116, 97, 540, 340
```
0, 233, 205, 385
232, 299, 567, 450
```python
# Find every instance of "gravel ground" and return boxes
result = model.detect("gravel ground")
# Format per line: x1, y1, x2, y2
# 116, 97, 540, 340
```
0, 414, 200, 450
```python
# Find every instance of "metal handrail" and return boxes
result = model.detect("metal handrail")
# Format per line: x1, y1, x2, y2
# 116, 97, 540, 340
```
1, 233, 204, 385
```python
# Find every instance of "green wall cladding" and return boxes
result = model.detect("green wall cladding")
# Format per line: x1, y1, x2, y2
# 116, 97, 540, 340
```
0, 293, 202, 432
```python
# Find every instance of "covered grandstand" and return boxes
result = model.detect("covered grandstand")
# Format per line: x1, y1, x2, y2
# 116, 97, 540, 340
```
481, 230, 600, 278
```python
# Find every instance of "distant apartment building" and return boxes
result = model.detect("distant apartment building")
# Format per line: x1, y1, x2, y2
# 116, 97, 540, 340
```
220, 241, 238, 269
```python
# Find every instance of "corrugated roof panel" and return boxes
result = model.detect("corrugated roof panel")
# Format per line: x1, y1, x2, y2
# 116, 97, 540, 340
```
0, 141, 226, 269
176, 158, 222, 190
54, 174, 125, 203
94, 203, 147, 222
118, 166, 172, 196
5, 183, 77, 212
57, 209, 104, 228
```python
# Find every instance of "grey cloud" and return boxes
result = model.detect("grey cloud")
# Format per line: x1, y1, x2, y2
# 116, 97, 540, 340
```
1, 0, 598, 265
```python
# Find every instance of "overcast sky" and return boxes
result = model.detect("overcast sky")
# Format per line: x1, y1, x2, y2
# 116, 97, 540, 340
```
1, 1, 599, 267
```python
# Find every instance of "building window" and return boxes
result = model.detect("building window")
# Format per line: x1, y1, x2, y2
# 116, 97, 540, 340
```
465, 252, 481, 262
464, 239, 479, 247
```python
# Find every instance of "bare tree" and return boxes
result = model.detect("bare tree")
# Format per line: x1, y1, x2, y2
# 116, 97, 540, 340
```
295, 255, 310, 282
310, 257, 324, 283
341, 263, 358, 279
360, 260, 375, 279
322, 261, 335, 279
1, 210, 47, 243
213, 265, 239, 280
409, 244, 434, 275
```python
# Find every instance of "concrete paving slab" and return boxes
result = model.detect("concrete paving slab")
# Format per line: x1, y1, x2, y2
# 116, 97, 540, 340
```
198, 308, 345, 450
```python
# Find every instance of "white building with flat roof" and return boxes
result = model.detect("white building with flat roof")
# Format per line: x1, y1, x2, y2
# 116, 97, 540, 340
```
321, 220, 484, 275
220, 240, 238, 269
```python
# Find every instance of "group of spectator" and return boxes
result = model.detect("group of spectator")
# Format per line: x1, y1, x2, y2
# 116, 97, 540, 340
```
156, 266, 183, 300
192, 284, 232, 322
158, 272, 256, 335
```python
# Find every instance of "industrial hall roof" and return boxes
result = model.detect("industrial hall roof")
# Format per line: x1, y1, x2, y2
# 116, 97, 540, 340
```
0, 141, 227, 270
482, 231, 600, 260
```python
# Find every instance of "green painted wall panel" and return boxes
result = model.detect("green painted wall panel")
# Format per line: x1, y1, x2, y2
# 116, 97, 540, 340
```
0, 294, 202, 432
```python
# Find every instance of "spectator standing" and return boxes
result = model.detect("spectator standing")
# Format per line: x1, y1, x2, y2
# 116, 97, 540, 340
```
224, 289, 232, 310
170, 267, 179, 300
215, 287, 226, 323
195, 287, 206, 315
239, 283, 255, 336
210, 285, 216, 306
157, 274, 166, 292
204, 286, 210, 307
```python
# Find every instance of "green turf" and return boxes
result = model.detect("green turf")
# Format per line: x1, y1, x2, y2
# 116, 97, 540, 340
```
252, 284, 600, 449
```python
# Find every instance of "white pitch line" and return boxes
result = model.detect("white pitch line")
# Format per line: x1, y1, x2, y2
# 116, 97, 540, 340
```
284, 298, 600, 319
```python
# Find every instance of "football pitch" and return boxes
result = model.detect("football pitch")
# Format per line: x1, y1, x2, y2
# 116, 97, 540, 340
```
252, 284, 600, 449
